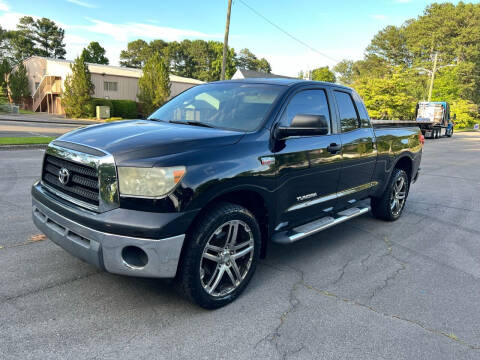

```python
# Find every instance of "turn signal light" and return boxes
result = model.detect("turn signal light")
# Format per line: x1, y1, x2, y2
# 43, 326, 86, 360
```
419, 133, 425, 145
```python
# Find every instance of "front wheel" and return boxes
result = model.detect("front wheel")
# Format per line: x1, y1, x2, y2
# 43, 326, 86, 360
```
371, 169, 409, 221
178, 202, 261, 309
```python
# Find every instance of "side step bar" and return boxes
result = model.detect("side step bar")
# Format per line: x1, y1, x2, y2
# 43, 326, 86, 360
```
272, 206, 370, 244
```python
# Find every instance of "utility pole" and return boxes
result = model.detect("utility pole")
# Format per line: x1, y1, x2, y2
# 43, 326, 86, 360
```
221, 0, 233, 80
416, 52, 454, 102
427, 52, 438, 102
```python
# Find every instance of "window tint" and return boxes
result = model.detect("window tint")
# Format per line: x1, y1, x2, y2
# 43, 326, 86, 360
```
280, 90, 330, 131
149, 83, 283, 132
334, 91, 360, 132
352, 91, 370, 127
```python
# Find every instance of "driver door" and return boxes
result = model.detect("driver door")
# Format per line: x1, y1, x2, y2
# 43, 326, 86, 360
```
274, 88, 342, 230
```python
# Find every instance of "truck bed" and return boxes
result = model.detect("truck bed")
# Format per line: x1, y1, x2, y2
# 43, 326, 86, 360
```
371, 120, 419, 128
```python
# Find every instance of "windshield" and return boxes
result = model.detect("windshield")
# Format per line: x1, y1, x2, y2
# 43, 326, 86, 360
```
148, 83, 284, 132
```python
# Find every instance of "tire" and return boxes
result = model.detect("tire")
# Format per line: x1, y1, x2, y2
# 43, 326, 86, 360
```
371, 168, 409, 221
178, 202, 261, 309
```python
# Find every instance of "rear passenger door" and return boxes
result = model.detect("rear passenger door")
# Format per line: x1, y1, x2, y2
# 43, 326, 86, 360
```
274, 88, 342, 229
333, 90, 377, 210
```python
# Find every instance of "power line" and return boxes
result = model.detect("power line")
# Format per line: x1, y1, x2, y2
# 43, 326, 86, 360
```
236, 0, 339, 64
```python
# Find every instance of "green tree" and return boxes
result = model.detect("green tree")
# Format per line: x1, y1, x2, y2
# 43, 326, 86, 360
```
236, 48, 258, 70
8, 63, 30, 104
256, 58, 272, 73
366, 25, 412, 66
62, 55, 94, 118
81, 41, 109, 65
353, 67, 417, 120
0, 59, 11, 98
311, 66, 336, 82
236, 48, 272, 73
17, 16, 66, 59
119, 39, 152, 68
206, 41, 236, 81
450, 99, 480, 128
333, 60, 355, 85
137, 53, 171, 116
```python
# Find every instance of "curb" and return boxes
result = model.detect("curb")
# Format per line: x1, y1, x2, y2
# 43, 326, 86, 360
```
0, 117, 100, 126
0, 144, 48, 150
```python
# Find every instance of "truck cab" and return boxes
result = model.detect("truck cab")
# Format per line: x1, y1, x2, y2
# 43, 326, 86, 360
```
415, 101, 454, 138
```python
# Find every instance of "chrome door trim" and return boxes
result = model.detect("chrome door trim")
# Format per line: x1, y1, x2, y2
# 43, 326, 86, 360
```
287, 181, 378, 212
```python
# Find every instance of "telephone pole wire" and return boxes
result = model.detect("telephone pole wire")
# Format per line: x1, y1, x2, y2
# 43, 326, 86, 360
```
221, 0, 233, 80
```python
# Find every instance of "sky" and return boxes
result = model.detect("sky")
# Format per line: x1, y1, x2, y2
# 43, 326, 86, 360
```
0, 0, 467, 76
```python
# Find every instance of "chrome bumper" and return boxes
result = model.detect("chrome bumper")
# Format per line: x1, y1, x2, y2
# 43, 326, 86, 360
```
32, 198, 185, 278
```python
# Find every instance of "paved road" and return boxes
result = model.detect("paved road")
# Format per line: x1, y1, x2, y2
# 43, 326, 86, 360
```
1, 133, 479, 359
0, 113, 99, 137
0, 120, 82, 137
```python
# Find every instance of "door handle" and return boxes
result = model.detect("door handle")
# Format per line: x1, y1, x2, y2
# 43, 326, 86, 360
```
327, 143, 342, 154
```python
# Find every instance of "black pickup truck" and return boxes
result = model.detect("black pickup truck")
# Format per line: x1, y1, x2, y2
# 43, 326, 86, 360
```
32, 79, 422, 308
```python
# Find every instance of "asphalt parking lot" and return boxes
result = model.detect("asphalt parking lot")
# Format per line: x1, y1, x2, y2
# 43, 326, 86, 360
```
1, 132, 479, 359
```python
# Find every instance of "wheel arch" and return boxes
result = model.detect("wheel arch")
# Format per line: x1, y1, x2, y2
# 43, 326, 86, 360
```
393, 155, 413, 182
185, 187, 272, 259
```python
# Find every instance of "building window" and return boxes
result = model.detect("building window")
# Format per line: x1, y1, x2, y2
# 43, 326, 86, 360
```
104, 81, 118, 92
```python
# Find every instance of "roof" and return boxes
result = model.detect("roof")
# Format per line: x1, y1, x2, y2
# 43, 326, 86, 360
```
232, 68, 295, 79
212, 78, 352, 90
22, 56, 204, 84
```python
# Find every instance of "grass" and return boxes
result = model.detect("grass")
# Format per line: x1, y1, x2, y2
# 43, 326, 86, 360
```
19, 109, 36, 114
0, 136, 56, 145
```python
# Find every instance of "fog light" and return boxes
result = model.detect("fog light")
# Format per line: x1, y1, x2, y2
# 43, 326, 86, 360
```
121, 246, 148, 269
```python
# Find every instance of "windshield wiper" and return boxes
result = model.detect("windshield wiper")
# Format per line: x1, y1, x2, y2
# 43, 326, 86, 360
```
148, 118, 168, 123
169, 120, 215, 128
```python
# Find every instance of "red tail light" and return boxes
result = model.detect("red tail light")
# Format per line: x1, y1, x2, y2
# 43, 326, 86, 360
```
419, 133, 425, 145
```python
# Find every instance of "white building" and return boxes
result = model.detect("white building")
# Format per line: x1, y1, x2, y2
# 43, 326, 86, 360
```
21, 56, 204, 115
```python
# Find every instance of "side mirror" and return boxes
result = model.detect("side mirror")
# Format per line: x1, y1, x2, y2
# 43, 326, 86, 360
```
276, 114, 329, 139
453, 113, 457, 120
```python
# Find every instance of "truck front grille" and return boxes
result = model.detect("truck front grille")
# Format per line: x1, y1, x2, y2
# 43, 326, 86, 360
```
42, 154, 100, 206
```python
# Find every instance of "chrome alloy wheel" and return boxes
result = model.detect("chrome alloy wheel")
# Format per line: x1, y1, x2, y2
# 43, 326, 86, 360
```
200, 220, 254, 297
390, 176, 407, 216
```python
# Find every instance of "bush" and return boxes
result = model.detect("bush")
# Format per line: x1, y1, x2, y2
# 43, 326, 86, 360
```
88, 98, 138, 119
450, 99, 480, 129
111, 99, 138, 119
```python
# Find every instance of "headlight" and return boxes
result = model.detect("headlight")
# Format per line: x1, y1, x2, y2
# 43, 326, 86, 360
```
117, 166, 186, 197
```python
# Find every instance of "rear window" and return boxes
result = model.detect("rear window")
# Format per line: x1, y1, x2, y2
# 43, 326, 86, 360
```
334, 91, 360, 133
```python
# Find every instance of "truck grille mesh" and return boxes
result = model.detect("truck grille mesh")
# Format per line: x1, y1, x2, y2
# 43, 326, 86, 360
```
42, 154, 99, 206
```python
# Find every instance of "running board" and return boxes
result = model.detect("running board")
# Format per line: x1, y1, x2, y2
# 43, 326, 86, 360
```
272, 206, 370, 244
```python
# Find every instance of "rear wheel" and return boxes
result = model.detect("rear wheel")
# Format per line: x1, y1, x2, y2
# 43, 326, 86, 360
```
178, 202, 261, 309
371, 168, 409, 221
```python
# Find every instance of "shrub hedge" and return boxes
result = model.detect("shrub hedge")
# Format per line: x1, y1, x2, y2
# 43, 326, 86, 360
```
89, 98, 139, 119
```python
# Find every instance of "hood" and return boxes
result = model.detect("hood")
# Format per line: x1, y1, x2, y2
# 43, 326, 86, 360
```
56, 120, 244, 165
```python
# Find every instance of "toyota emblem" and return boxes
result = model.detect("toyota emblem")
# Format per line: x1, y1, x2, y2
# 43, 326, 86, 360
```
58, 167, 70, 185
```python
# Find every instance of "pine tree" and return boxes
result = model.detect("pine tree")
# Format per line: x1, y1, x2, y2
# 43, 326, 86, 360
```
0, 59, 11, 99
62, 55, 94, 118
8, 62, 30, 104
16, 16, 66, 59
81, 41, 109, 65
137, 53, 171, 116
